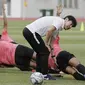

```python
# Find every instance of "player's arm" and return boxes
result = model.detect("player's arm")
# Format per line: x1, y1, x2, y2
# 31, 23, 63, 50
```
2, 0, 8, 29
56, 4, 63, 16
45, 26, 56, 50
1, 0, 16, 43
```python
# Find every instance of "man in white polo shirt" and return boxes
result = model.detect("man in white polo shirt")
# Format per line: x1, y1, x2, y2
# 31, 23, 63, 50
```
23, 15, 77, 80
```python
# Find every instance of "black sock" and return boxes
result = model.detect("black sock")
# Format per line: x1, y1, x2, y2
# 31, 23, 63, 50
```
73, 72, 85, 80
76, 64, 85, 74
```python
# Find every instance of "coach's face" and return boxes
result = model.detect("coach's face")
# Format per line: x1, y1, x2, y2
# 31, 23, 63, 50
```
64, 19, 72, 30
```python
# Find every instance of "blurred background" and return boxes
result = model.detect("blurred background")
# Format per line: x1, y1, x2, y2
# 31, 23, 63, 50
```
0, 0, 85, 21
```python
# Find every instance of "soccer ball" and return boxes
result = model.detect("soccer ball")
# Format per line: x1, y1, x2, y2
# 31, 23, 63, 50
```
30, 72, 44, 85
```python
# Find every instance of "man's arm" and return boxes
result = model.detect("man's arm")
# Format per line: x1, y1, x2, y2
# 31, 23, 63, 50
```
2, 0, 7, 29
45, 26, 56, 47
1, 0, 15, 42
46, 5, 63, 43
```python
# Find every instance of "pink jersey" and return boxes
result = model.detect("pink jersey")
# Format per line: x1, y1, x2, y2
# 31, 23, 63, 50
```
1, 28, 13, 42
0, 41, 17, 65
48, 36, 62, 69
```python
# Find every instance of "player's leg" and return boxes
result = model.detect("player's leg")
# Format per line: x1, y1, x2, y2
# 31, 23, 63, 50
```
56, 50, 85, 80
32, 51, 36, 60
65, 66, 85, 80
69, 57, 85, 75
30, 61, 36, 69
65, 66, 76, 74
69, 57, 80, 67
15, 45, 34, 71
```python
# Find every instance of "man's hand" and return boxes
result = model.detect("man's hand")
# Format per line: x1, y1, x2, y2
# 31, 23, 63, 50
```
56, 4, 63, 16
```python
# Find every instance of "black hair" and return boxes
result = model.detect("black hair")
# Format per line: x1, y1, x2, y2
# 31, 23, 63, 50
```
64, 15, 77, 27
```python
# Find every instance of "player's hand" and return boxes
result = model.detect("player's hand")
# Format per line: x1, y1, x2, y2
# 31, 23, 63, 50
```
2, 0, 5, 10
56, 4, 63, 16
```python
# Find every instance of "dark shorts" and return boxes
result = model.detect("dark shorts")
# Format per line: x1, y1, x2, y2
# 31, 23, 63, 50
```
56, 51, 75, 72
15, 45, 34, 71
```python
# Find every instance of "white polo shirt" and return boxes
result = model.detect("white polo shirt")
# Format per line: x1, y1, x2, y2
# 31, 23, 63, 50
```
26, 16, 65, 37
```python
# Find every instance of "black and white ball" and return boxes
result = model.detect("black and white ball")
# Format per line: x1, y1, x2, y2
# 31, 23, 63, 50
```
30, 72, 44, 85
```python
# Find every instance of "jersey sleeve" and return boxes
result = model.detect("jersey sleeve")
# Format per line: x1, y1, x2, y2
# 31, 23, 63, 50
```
1, 28, 13, 42
52, 18, 63, 30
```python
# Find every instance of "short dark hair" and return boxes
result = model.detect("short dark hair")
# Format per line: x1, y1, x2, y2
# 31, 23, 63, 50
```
64, 15, 77, 27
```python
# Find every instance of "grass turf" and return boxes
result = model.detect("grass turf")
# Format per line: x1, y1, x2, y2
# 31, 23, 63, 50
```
0, 20, 85, 85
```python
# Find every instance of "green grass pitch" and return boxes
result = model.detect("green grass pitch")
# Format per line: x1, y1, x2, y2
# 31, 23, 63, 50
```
0, 20, 85, 85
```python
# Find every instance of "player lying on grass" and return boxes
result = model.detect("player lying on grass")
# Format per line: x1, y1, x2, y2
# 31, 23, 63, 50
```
50, 36, 85, 80
0, 0, 36, 71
